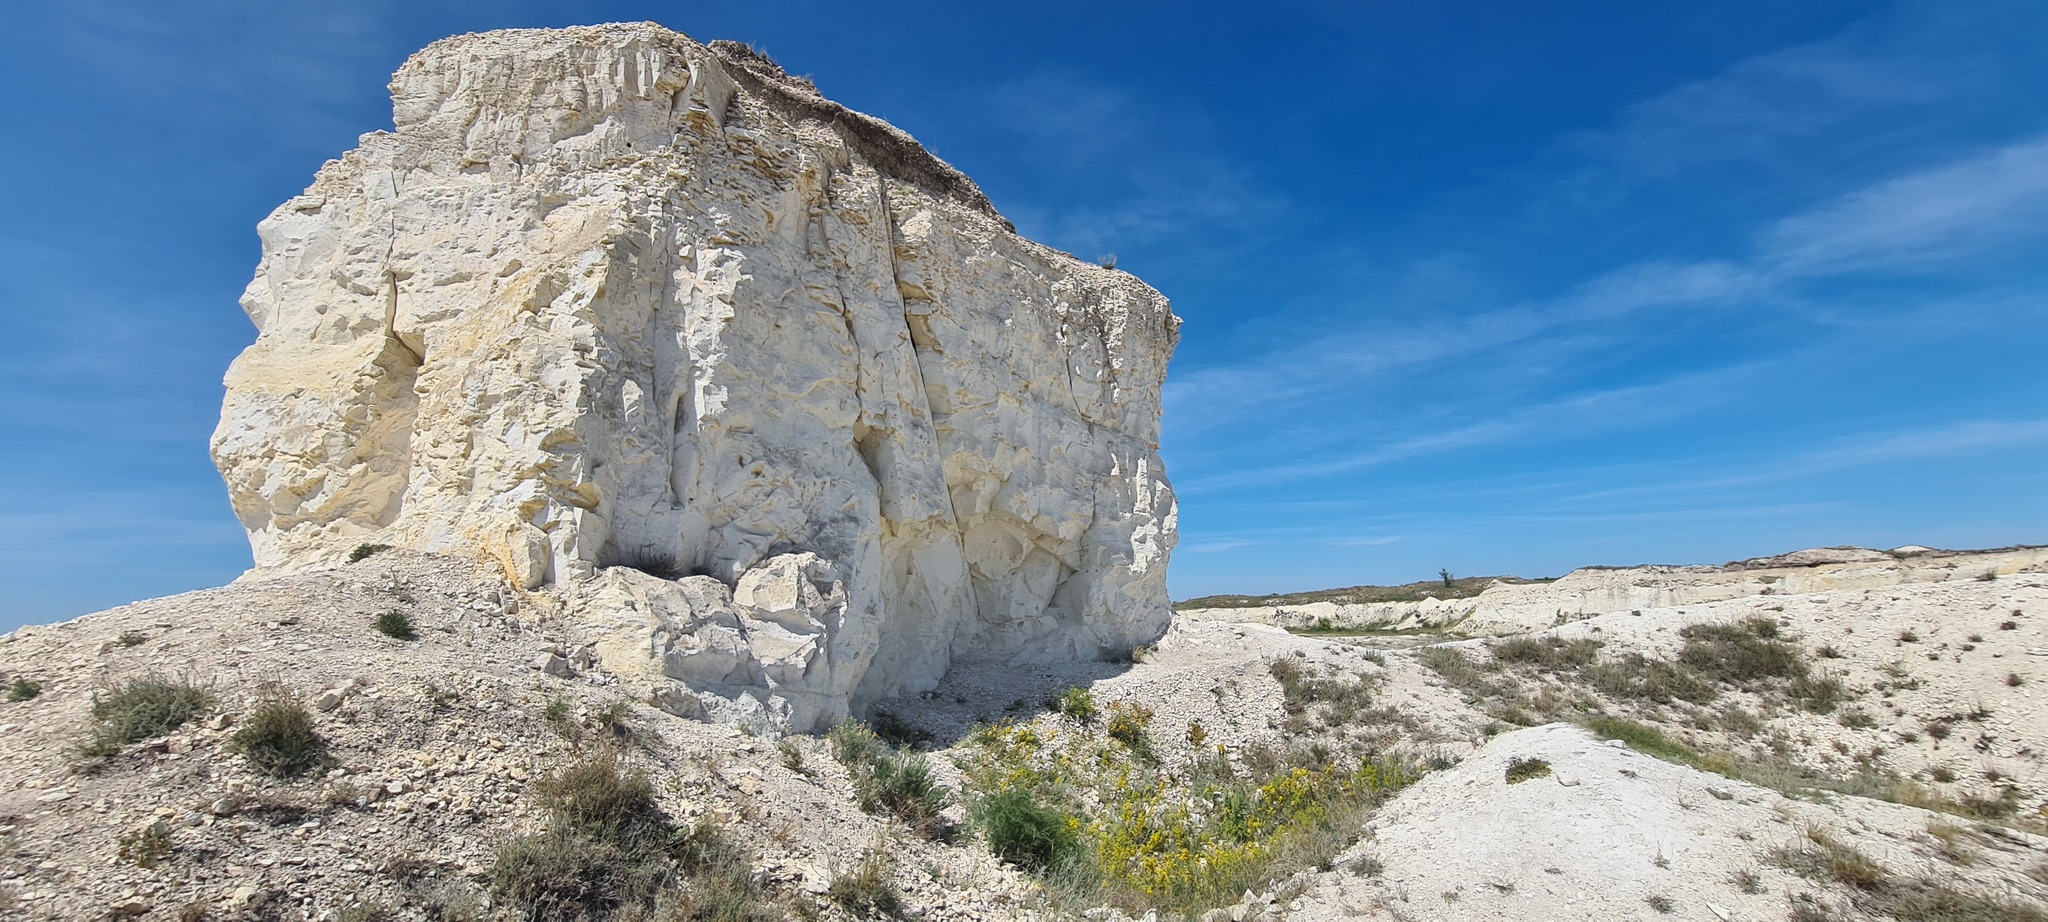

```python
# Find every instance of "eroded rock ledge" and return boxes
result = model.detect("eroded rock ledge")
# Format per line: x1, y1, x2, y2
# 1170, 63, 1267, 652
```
211, 23, 1179, 729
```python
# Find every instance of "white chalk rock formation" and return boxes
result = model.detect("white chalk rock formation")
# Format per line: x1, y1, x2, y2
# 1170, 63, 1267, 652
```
211, 24, 1179, 729
1178, 545, 2048, 636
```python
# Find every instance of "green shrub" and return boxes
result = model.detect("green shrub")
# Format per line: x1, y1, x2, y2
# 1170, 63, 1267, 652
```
374, 610, 417, 641
84, 675, 211, 757
830, 720, 950, 836
537, 759, 666, 840
117, 824, 172, 867
230, 695, 328, 778
6, 677, 40, 702
1678, 618, 1805, 684
1583, 716, 1715, 770
1490, 636, 1602, 672
829, 720, 883, 767
1504, 757, 1551, 784
665, 819, 778, 922
867, 710, 931, 749
1773, 830, 2048, 922
828, 849, 903, 919
1582, 653, 1716, 705
958, 720, 1420, 916
1788, 671, 1847, 714
491, 824, 668, 918
977, 788, 1080, 871
349, 543, 393, 563
1268, 658, 1378, 727
861, 751, 948, 833
1105, 700, 1155, 756
1417, 646, 1505, 698
493, 757, 778, 920
1051, 686, 1097, 724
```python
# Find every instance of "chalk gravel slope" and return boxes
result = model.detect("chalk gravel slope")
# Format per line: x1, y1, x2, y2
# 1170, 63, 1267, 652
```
4, 549, 2047, 919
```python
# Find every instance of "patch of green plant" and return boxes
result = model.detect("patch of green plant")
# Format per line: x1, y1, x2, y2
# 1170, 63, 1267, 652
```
1417, 645, 1505, 698
1504, 757, 1551, 784
334, 901, 399, 922
1772, 829, 2048, 922
348, 543, 394, 563
491, 757, 779, 921
1050, 686, 1097, 724
116, 630, 147, 648
1677, 618, 1804, 684
828, 720, 950, 836
1268, 657, 1379, 729
1284, 622, 1442, 638
1490, 636, 1602, 672
1581, 652, 1717, 705
976, 788, 1080, 871
6, 677, 40, 702
117, 824, 172, 868
867, 710, 932, 750
374, 610, 417, 640
828, 848, 904, 919
776, 738, 805, 774
230, 693, 328, 778
491, 823, 670, 918
958, 717, 1421, 916
83, 675, 212, 757
1582, 716, 1725, 772
1788, 671, 1848, 714
829, 720, 883, 766
663, 816, 778, 922
1104, 700, 1156, 760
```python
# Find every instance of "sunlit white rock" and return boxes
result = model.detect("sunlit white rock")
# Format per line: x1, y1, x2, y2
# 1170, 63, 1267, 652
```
212, 24, 1179, 729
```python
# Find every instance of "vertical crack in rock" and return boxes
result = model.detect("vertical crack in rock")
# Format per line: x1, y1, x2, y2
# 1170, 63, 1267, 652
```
212, 23, 1178, 730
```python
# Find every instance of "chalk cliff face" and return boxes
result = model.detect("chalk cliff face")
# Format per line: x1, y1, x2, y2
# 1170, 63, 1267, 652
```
211, 24, 1179, 729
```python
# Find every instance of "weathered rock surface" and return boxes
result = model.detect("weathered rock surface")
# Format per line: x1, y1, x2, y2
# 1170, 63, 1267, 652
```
1179, 544, 2048, 634
211, 24, 1178, 729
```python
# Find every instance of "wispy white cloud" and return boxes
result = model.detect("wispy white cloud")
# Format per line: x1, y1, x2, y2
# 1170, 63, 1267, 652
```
1164, 256, 1756, 439
1759, 133, 2048, 274
1566, 24, 1952, 180
1182, 359, 1778, 493
23, 1, 396, 134
1170, 120, 2048, 453
978, 72, 1142, 169
1327, 535, 1404, 547
1557, 1, 2034, 187
1564, 418, 2048, 504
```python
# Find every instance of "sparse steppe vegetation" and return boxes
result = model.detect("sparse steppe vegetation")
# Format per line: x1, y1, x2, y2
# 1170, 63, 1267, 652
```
1, 547, 2044, 921
1177, 574, 1547, 610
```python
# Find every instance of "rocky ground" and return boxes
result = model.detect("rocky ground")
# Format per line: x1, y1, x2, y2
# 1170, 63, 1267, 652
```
2, 547, 2045, 921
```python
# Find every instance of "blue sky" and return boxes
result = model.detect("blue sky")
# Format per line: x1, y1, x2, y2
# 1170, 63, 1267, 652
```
2, 1, 2045, 630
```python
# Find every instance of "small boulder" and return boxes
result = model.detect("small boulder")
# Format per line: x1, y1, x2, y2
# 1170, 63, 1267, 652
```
533, 652, 572, 677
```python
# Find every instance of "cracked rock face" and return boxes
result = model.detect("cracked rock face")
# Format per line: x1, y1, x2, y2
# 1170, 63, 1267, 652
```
211, 24, 1179, 730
